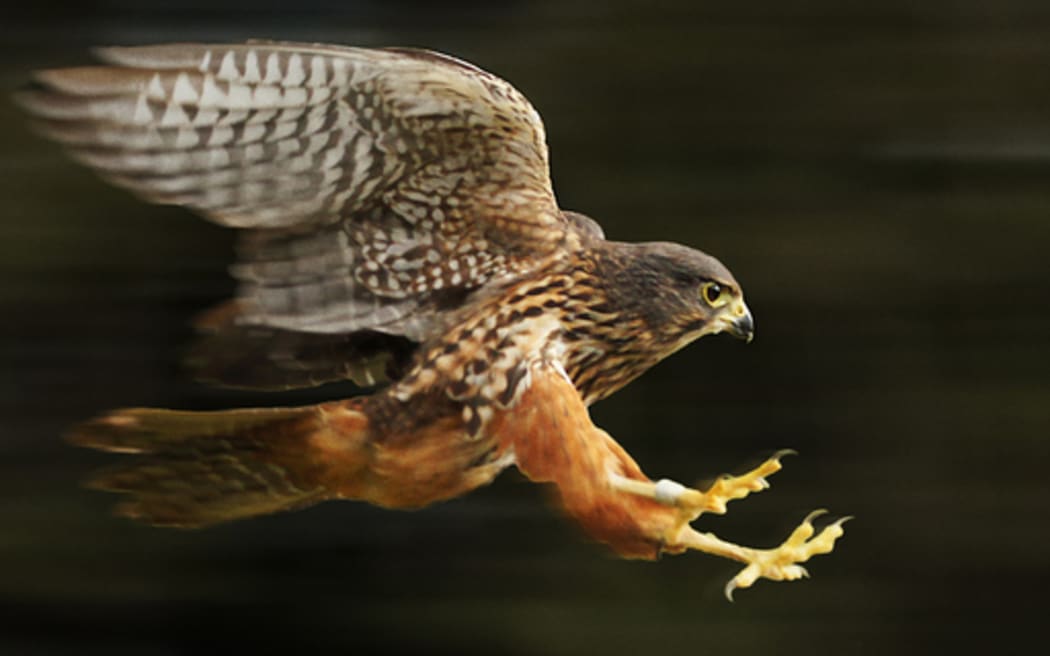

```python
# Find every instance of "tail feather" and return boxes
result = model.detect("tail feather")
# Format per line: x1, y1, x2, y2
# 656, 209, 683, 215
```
70, 407, 310, 452
68, 405, 345, 528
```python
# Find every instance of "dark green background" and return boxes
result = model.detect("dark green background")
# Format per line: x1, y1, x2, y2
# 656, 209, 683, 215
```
2, 1, 1048, 654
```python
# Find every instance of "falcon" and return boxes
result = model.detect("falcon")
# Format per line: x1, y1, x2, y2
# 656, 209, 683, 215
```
20, 41, 847, 599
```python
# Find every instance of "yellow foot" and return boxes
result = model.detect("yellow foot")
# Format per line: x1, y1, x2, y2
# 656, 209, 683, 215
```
609, 451, 849, 599
721, 509, 852, 600
609, 449, 795, 520
675, 448, 796, 519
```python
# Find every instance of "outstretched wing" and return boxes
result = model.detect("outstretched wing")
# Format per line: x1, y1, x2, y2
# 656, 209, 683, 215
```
21, 41, 575, 388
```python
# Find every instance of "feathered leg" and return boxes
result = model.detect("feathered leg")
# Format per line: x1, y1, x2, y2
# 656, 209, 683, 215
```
503, 362, 848, 598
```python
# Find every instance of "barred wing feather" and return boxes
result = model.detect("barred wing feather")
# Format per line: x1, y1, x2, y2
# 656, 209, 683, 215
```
22, 41, 574, 388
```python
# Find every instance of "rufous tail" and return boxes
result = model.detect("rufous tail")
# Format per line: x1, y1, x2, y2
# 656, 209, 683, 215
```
68, 404, 360, 528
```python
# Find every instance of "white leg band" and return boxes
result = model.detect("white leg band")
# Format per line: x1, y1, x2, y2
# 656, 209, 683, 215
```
654, 478, 687, 505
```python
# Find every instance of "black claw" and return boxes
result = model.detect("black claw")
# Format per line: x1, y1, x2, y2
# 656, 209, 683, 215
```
803, 508, 829, 525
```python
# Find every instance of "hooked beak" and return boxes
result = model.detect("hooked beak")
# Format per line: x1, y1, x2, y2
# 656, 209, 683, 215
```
722, 298, 754, 343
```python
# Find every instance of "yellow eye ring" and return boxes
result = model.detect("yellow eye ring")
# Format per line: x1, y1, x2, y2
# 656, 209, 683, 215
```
701, 281, 730, 307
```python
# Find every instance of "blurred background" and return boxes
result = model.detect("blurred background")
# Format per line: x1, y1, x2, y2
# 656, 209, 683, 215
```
2, 1, 1048, 654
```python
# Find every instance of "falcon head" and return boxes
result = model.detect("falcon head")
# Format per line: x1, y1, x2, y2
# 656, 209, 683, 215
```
607, 241, 754, 351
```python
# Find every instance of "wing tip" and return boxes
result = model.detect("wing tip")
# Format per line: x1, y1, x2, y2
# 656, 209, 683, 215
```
91, 43, 208, 68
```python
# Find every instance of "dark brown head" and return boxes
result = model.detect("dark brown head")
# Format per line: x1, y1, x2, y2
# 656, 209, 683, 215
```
602, 240, 754, 353
557, 238, 754, 404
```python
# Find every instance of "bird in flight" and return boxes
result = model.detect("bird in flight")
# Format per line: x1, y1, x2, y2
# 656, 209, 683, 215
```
20, 41, 847, 599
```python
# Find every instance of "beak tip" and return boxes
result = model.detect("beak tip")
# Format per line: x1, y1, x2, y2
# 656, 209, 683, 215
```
731, 312, 755, 343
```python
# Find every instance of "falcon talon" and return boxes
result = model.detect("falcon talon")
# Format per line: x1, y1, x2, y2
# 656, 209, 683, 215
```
709, 510, 847, 600
834, 515, 856, 529
724, 581, 740, 602
801, 508, 830, 528
26, 41, 847, 598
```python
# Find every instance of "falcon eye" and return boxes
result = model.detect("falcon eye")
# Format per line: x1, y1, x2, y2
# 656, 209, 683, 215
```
701, 281, 730, 307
